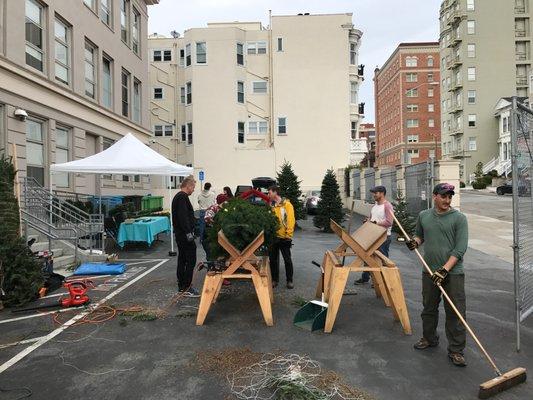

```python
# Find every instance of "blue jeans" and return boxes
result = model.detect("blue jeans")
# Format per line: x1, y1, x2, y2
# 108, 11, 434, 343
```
362, 236, 391, 282
198, 210, 206, 241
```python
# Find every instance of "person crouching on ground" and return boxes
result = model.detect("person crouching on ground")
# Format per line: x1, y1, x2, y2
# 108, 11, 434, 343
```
355, 185, 393, 285
268, 185, 295, 289
406, 183, 468, 367
171, 175, 200, 297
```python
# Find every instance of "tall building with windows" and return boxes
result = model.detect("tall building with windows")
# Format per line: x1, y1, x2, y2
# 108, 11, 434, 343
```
0, 0, 158, 194
374, 43, 441, 167
148, 13, 363, 192
439, 0, 528, 180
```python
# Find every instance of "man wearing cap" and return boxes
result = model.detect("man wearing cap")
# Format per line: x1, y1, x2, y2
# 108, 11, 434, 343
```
406, 183, 469, 367
355, 185, 394, 285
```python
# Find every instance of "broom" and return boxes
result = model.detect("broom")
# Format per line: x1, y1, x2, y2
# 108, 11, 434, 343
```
392, 214, 526, 399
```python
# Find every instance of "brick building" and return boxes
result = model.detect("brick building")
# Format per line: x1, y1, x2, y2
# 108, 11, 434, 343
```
374, 42, 442, 167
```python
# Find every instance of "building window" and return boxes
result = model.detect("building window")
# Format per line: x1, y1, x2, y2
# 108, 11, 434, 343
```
247, 41, 267, 54
237, 122, 245, 144
26, 118, 45, 186
180, 86, 185, 104
468, 114, 477, 127
162, 50, 171, 61
467, 90, 476, 104
120, 0, 129, 44
350, 82, 357, 103
249, 121, 267, 134
153, 87, 163, 99
406, 88, 418, 97
427, 56, 434, 67
406, 73, 418, 82
102, 55, 113, 108
196, 42, 207, 64
467, 43, 476, 58
428, 88, 434, 97
277, 37, 283, 52
351, 121, 357, 139
237, 81, 244, 103
467, 20, 476, 34
133, 79, 141, 123
406, 119, 419, 128
55, 126, 70, 187
187, 122, 193, 145
407, 104, 418, 112
429, 118, 435, 127
468, 137, 477, 151
84, 0, 95, 10
467, 0, 475, 11
153, 50, 161, 61
164, 125, 173, 137
25, 0, 44, 72
54, 18, 70, 84
186, 82, 192, 104
100, 0, 112, 26
181, 124, 186, 141
253, 81, 267, 94
405, 56, 418, 67
428, 72, 434, 82
185, 44, 191, 66
154, 125, 163, 136
179, 48, 184, 66
468, 67, 476, 81
237, 43, 244, 65
84, 41, 96, 98
407, 149, 419, 158
407, 135, 419, 143
350, 42, 356, 65
428, 103, 434, 112
278, 117, 287, 135
132, 7, 140, 54
503, 117, 509, 132
121, 69, 130, 117
122, 175, 130, 182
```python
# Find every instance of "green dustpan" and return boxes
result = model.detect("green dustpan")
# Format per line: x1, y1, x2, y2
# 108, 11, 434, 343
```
293, 299, 328, 331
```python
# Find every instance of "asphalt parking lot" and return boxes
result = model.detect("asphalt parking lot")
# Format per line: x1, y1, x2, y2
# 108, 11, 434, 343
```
0, 216, 531, 400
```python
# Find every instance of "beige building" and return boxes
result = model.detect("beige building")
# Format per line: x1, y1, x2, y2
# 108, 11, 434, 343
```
0, 0, 158, 195
148, 13, 363, 197
439, 0, 529, 180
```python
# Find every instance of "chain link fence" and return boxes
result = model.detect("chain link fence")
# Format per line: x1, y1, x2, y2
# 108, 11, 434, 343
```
380, 168, 398, 202
512, 98, 533, 350
364, 169, 375, 203
353, 169, 361, 200
404, 161, 431, 215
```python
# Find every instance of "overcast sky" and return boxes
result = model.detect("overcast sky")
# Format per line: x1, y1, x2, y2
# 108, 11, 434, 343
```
148, 0, 441, 124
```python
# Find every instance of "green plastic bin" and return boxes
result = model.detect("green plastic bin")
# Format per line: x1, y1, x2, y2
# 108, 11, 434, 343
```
141, 195, 163, 212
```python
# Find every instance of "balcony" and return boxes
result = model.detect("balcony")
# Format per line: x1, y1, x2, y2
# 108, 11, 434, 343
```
450, 103, 463, 113
451, 148, 467, 158
448, 79, 463, 92
450, 126, 463, 136
447, 56, 463, 69
515, 6, 526, 14
358, 102, 365, 115
516, 30, 527, 38
358, 64, 365, 77
450, 8, 466, 22
447, 33, 462, 48
517, 76, 528, 86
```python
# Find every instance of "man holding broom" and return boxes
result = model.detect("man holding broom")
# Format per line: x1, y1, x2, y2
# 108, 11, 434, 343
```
405, 183, 469, 367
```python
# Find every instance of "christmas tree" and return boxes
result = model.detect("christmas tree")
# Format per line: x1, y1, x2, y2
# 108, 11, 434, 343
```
276, 161, 305, 220
392, 189, 416, 238
0, 155, 43, 307
207, 198, 279, 259
313, 169, 344, 232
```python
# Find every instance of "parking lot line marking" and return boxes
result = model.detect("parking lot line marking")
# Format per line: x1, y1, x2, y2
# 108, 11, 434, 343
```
0, 307, 82, 325
0, 336, 46, 350
0, 258, 169, 375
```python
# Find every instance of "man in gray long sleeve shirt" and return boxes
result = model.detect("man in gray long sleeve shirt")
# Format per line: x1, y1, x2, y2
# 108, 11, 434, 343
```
406, 183, 469, 367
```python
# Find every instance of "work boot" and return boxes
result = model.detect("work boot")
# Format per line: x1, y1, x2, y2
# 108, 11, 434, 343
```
448, 352, 467, 367
286, 281, 294, 289
413, 337, 439, 350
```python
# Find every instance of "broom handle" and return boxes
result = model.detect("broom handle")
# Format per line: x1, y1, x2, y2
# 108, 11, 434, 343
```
392, 213, 502, 376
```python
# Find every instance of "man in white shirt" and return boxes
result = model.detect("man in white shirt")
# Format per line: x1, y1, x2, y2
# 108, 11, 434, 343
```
355, 185, 394, 285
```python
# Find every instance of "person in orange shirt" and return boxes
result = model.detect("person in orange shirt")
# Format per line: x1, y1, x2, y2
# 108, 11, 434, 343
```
267, 185, 295, 289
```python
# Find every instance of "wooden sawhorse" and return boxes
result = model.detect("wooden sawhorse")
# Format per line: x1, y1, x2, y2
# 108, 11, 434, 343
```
196, 230, 274, 326
316, 220, 412, 334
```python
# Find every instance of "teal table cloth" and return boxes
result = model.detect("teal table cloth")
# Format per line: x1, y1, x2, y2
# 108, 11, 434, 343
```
117, 216, 170, 248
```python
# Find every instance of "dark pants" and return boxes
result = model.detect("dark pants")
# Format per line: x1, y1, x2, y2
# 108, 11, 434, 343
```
176, 238, 197, 291
421, 273, 466, 353
362, 236, 391, 282
198, 210, 206, 240
269, 239, 294, 283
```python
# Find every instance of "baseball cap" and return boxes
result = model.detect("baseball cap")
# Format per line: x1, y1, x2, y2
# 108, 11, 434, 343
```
433, 183, 455, 195
370, 185, 386, 194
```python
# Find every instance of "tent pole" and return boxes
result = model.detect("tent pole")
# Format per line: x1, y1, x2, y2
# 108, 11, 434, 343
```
168, 175, 176, 256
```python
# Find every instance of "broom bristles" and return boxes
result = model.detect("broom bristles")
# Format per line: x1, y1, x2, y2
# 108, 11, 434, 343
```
478, 367, 526, 399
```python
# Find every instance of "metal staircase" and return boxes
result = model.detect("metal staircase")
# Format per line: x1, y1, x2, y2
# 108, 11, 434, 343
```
20, 177, 104, 264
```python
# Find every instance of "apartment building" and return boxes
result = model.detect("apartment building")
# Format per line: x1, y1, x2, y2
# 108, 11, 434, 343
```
359, 122, 376, 167
374, 43, 442, 168
0, 0, 158, 195
148, 13, 363, 194
439, 0, 528, 180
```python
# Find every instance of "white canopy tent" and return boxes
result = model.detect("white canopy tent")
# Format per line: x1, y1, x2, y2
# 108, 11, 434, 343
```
50, 132, 194, 254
